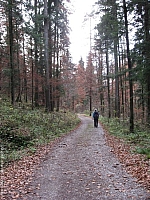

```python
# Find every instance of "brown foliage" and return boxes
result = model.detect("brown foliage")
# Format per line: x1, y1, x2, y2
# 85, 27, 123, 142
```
103, 126, 150, 191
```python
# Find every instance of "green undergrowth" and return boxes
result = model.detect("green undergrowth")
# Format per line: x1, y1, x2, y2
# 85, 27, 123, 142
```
0, 99, 80, 167
100, 117, 150, 159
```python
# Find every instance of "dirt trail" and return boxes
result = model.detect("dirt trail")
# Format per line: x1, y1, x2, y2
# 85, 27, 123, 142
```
26, 115, 150, 200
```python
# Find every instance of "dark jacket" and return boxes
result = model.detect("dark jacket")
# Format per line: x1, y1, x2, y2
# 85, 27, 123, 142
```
93, 111, 99, 119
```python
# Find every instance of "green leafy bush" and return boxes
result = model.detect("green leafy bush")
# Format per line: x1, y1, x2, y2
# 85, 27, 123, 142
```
0, 100, 80, 167
100, 117, 150, 159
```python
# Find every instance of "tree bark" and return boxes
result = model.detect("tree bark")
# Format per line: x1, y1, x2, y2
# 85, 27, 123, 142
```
123, 0, 134, 133
8, 0, 14, 105
144, 0, 150, 124
113, 1, 120, 118
106, 41, 111, 118
34, 0, 39, 107
44, 0, 50, 112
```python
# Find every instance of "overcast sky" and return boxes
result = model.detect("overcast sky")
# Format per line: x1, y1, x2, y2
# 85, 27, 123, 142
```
69, 0, 96, 64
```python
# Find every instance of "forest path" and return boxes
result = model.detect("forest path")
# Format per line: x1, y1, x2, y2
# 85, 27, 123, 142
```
26, 115, 149, 200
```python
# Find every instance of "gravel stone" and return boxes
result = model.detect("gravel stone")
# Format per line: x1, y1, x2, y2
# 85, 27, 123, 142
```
27, 115, 150, 200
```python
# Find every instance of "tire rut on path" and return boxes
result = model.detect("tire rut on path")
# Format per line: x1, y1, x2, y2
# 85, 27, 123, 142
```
27, 115, 150, 200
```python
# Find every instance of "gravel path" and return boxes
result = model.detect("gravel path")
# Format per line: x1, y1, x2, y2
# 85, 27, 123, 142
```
27, 115, 150, 200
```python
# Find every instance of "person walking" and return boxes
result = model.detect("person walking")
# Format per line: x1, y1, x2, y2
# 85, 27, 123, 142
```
93, 109, 99, 127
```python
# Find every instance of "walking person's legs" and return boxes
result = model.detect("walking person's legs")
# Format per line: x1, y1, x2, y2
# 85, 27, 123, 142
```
96, 118, 98, 127
94, 119, 96, 127
94, 118, 98, 127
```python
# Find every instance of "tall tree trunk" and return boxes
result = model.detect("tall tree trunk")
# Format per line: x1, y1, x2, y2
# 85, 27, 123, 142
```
141, 85, 145, 123
113, 1, 120, 118
56, 1, 60, 112
119, 48, 125, 119
123, 0, 134, 133
22, 30, 27, 103
30, 38, 34, 110
15, 23, 22, 103
144, 0, 150, 124
44, 0, 50, 112
114, 41, 120, 118
53, 3, 57, 110
89, 54, 92, 116
8, 0, 14, 105
106, 41, 111, 118
34, 0, 39, 107
98, 51, 104, 115
48, 0, 53, 111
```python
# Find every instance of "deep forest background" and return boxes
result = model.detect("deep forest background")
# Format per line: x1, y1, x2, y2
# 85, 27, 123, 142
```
0, 0, 150, 133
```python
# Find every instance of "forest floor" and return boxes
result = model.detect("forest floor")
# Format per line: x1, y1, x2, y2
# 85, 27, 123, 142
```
1, 115, 150, 200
